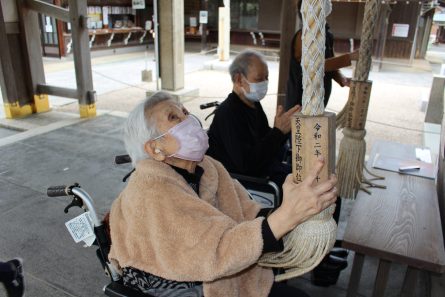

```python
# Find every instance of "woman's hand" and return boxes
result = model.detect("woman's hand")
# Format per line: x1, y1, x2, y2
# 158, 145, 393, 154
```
267, 158, 337, 240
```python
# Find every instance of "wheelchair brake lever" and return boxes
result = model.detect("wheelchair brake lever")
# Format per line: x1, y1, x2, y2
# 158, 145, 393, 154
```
64, 196, 84, 213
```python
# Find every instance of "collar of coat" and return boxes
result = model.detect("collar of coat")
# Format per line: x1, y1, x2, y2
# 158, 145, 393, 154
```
135, 156, 219, 207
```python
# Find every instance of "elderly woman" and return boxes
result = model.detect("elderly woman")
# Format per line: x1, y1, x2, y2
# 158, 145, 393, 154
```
109, 92, 337, 297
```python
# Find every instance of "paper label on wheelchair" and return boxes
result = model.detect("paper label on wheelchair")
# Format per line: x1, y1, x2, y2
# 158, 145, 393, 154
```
65, 212, 95, 243
82, 234, 96, 247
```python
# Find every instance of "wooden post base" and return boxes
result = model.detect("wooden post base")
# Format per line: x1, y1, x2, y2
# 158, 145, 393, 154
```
291, 112, 336, 183
3, 101, 33, 119
33, 94, 50, 113
79, 103, 96, 118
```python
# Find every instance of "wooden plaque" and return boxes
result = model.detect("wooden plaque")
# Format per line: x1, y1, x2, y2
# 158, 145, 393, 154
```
346, 80, 372, 130
291, 112, 336, 184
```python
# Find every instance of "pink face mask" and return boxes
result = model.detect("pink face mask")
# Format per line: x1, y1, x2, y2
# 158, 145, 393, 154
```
153, 115, 209, 162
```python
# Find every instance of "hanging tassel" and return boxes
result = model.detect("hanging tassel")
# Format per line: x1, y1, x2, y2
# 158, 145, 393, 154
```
336, 128, 366, 199
336, 97, 351, 129
259, 205, 337, 281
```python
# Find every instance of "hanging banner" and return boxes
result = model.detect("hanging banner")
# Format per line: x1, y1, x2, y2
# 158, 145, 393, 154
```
132, 0, 145, 9
392, 24, 409, 38
199, 11, 208, 24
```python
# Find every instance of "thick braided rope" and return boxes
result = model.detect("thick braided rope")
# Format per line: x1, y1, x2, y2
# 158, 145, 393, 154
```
336, 0, 381, 198
301, 0, 325, 116
337, 0, 380, 129
259, 0, 336, 280
354, 0, 381, 81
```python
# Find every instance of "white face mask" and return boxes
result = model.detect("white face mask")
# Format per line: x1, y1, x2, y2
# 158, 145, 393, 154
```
242, 77, 268, 102
152, 116, 209, 162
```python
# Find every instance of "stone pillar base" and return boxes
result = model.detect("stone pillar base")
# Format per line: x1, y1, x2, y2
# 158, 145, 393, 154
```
146, 88, 200, 103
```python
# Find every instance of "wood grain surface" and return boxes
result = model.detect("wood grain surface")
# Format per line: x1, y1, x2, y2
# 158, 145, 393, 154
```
343, 140, 445, 273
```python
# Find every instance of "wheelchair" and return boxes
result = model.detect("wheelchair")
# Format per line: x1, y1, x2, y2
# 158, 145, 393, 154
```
45, 100, 286, 296
46, 183, 151, 297
46, 152, 282, 297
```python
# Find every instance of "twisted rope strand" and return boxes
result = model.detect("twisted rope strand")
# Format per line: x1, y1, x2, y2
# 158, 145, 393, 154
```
259, 0, 336, 280
354, 0, 381, 81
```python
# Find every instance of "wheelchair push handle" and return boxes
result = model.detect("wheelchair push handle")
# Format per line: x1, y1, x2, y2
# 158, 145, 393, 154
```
115, 154, 132, 165
47, 185, 71, 197
199, 101, 219, 110
46, 183, 102, 227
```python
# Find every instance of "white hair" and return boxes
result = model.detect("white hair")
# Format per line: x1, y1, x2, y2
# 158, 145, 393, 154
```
123, 91, 177, 167
229, 49, 267, 82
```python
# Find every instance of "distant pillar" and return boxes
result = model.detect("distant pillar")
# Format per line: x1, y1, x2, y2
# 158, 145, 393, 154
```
159, 0, 184, 91
374, 4, 391, 71
218, 1, 230, 61
68, 0, 96, 118
277, 0, 298, 107
0, 0, 49, 119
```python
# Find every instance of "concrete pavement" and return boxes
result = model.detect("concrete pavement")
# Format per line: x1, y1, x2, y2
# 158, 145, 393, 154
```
0, 42, 443, 296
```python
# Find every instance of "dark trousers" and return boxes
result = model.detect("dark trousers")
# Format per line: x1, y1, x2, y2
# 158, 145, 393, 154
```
333, 197, 342, 225
268, 282, 310, 297
0, 261, 15, 283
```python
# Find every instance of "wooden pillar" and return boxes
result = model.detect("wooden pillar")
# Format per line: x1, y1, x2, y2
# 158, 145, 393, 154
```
409, 6, 421, 65
218, 2, 230, 61
0, 0, 49, 118
277, 0, 298, 107
17, 0, 49, 113
354, 2, 365, 37
375, 4, 391, 71
419, 11, 434, 59
0, 0, 20, 113
159, 0, 185, 91
200, 0, 208, 52
438, 114, 445, 243
68, 0, 96, 117
55, 0, 65, 57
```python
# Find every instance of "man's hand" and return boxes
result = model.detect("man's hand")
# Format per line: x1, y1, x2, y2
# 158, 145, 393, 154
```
333, 70, 351, 88
267, 158, 337, 240
274, 105, 301, 134
350, 49, 360, 61
339, 76, 351, 87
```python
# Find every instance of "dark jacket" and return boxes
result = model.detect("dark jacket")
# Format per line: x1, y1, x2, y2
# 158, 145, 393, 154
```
285, 24, 335, 111
207, 92, 287, 177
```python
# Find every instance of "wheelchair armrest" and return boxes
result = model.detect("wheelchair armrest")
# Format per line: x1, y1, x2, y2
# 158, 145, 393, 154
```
229, 173, 281, 208
229, 173, 270, 185
104, 281, 155, 297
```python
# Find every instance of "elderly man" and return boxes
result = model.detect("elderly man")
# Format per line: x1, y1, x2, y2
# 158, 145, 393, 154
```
207, 50, 299, 188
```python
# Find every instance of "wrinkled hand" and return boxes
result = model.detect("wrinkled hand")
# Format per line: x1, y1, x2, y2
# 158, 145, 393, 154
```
267, 158, 337, 239
274, 105, 301, 134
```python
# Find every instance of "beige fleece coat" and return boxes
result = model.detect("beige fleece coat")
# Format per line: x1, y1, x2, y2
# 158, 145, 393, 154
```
109, 156, 274, 297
